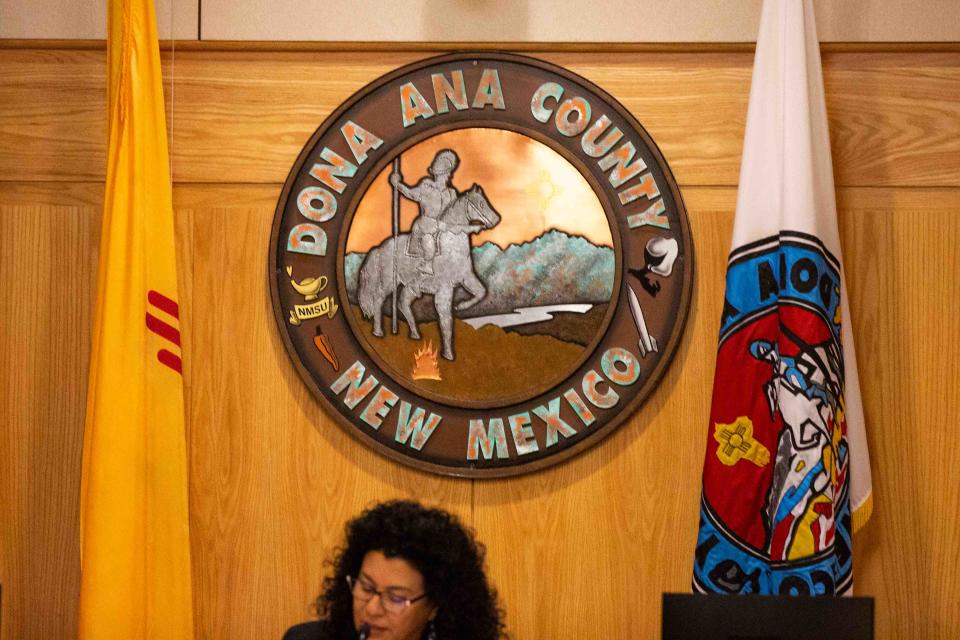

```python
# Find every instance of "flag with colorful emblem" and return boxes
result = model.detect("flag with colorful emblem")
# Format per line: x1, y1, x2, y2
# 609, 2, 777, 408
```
692, 0, 873, 596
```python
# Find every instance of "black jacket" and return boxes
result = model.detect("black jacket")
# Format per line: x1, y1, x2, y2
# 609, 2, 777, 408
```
282, 621, 325, 640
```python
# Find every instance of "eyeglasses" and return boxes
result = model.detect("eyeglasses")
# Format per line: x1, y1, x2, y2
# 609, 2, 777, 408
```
347, 575, 428, 615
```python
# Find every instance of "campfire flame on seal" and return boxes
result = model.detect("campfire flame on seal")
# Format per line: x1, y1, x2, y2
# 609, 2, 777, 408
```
411, 341, 442, 381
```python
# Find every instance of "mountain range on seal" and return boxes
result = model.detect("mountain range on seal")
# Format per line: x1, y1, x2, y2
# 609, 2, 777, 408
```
344, 229, 614, 318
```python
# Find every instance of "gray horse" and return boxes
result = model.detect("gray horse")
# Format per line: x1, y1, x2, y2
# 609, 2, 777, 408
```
357, 184, 501, 360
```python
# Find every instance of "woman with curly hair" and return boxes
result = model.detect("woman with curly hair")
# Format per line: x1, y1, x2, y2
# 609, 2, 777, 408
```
283, 500, 507, 640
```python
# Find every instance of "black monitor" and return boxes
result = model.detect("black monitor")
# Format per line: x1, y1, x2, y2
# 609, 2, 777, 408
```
662, 593, 874, 640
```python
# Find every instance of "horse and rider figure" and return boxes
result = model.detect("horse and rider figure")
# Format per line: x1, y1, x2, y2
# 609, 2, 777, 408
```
391, 149, 459, 275
357, 149, 501, 361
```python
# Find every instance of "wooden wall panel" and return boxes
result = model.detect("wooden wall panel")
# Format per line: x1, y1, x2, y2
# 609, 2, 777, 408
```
2, 43, 960, 640
0, 191, 99, 640
823, 53, 960, 188
837, 188, 960, 639
0, 49, 108, 182
3, 48, 959, 188
0, 48, 173, 183
162, 50, 960, 188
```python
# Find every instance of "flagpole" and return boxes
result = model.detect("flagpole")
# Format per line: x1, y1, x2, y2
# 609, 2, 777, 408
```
391, 156, 400, 334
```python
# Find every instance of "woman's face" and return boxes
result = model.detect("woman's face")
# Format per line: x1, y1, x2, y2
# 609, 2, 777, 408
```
352, 550, 437, 640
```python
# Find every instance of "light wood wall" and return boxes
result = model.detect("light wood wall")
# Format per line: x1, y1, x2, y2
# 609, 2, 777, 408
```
1, 43, 959, 640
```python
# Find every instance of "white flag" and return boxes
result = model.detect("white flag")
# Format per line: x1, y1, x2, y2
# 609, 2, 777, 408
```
693, 0, 872, 596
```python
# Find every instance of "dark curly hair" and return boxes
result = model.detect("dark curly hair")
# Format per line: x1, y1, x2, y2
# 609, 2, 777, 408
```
314, 500, 507, 640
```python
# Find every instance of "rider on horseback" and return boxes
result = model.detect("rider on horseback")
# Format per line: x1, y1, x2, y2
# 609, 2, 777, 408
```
389, 149, 460, 275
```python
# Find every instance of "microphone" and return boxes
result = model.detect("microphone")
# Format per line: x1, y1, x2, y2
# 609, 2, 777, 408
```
358, 624, 371, 640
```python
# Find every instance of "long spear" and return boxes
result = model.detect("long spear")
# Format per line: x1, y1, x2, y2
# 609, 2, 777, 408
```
391, 156, 400, 334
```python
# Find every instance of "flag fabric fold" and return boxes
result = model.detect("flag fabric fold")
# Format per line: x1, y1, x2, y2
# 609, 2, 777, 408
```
79, 0, 194, 637
692, 0, 872, 596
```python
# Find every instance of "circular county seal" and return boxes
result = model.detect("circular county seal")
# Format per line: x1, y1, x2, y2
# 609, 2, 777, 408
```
270, 52, 693, 477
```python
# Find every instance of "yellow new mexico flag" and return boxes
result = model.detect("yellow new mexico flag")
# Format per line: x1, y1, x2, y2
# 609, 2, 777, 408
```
79, 0, 194, 638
